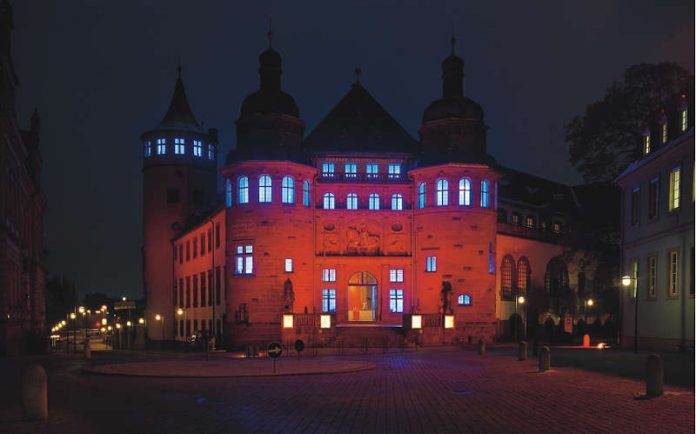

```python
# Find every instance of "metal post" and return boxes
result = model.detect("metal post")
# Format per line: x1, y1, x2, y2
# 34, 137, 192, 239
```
634, 284, 639, 353
514, 297, 518, 342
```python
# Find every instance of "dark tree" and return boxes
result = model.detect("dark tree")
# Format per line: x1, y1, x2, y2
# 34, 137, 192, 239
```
45, 274, 78, 325
566, 62, 693, 182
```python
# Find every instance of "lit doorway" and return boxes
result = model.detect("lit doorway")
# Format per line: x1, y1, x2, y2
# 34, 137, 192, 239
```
348, 272, 377, 321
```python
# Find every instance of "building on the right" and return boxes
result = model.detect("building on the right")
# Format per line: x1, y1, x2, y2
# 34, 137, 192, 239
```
616, 93, 694, 352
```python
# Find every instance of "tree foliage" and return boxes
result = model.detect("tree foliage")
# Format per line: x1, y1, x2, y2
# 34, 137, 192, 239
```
566, 62, 693, 182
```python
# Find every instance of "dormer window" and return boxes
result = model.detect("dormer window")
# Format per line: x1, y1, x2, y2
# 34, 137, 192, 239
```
661, 123, 668, 144
643, 131, 651, 155
193, 140, 202, 157
156, 138, 166, 155
388, 164, 401, 179
681, 107, 688, 132
322, 162, 335, 178
366, 163, 378, 179
174, 137, 185, 155
345, 163, 357, 178
144, 141, 151, 157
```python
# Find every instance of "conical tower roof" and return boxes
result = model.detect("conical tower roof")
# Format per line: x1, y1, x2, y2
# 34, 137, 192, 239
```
157, 69, 204, 133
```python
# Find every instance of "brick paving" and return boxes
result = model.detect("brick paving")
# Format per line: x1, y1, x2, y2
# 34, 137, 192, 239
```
0, 348, 693, 433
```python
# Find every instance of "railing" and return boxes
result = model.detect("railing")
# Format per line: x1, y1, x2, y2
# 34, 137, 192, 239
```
422, 314, 443, 328
319, 173, 408, 183
497, 222, 565, 244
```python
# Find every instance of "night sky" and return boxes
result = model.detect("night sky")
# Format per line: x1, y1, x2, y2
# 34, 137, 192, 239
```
11, 1, 694, 299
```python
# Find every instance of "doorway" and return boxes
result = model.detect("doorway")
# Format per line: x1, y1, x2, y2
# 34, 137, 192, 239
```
348, 272, 377, 321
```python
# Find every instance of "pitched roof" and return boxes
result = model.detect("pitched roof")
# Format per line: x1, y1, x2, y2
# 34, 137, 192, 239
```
304, 83, 417, 154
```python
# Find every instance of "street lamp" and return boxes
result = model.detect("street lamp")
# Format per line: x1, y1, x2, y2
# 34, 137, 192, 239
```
176, 308, 187, 340
584, 298, 594, 324
621, 275, 638, 353
155, 314, 164, 340
516, 296, 526, 341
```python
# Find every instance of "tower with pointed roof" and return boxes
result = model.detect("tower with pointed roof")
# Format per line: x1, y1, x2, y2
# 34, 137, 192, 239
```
140, 69, 218, 342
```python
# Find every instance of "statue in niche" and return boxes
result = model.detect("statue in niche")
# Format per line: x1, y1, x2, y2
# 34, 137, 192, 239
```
439, 281, 453, 315
346, 225, 380, 255
283, 278, 295, 312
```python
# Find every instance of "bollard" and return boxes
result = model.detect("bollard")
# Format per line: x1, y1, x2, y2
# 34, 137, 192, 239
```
83, 338, 91, 360
518, 340, 528, 361
538, 346, 551, 372
582, 334, 590, 348
645, 354, 664, 397
477, 339, 485, 355
22, 364, 48, 421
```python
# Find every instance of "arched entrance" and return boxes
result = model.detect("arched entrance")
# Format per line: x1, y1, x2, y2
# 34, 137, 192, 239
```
348, 272, 377, 321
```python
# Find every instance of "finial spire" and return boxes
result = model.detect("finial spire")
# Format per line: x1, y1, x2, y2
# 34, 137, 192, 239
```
450, 34, 456, 55
267, 17, 273, 48
354, 66, 362, 84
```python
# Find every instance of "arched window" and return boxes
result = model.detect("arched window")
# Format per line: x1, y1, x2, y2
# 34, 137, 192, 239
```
238, 176, 249, 204
282, 176, 295, 204
480, 179, 490, 208
418, 183, 426, 208
225, 179, 232, 208
259, 175, 272, 203
369, 193, 380, 210
391, 194, 403, 210
323, 193, 335, 210
459, 178, 471, 206
457, 294, 472, 306
436, 179, 448, 206
517, 257, 530, 294
501, 255, 516, 299
347, 193, 358, 210
525, 215, 535, 228
545, 257, 569, 296
302, 180, 310, 207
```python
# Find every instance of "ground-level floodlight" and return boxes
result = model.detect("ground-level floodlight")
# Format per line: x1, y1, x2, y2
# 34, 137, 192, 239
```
283, 314, 294, 329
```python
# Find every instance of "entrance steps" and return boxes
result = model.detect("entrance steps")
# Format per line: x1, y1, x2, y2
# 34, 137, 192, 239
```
333, 323, 404, 348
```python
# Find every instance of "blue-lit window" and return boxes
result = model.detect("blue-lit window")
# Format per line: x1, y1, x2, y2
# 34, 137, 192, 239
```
303, 180, 310, 207
193, 140, 202, 157
389, 269, 404, 282
322, 162, 335, 178
282, 176, 295, 204
488, 242, 495, 274
322, 268, 336, 282
345, 163, 357, 179
480, 180, 490, 208
259, 175, 272, 203
418, 183, 426, 208
366, 163, 378, 179
347, 193, 358, 210
369, 193, 380, 210
389, 289, 404, 313
391, 194, 403, 210
144, 141, 151, 157
457, 294, 472, 306
459, 178, 471, 206
436, 179, 448, 206
156, 138, 166, 155
238, 176, 249, 204
426, 256, 437, 272
388, 164, 401, 179
208, 144, 215, 160
174, 137, 185, 155
225, 179, 232, 207
285, 258, 293, 273
322, 289, 336, 313
323, 193, 335, 209
235, 244, 253, 275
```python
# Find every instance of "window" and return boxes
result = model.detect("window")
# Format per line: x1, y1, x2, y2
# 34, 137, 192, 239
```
501, 255, 515, 298
303, 180, 310, 207
647, 255, 657, 299
648, 177, 659, 219
517, 257, 530, 293
259, 175, 272, 203
144, 141, 151, 157
525, 216, 535, 228
235, 244, 253, 275
418, 183, 426, 208
282, 176, 295, 204
388, 164, 401, 179
630, 188, 640, 226
436, 179, 448, 206
192, 140, 202, 157
200, 233, 205, 256
322, 268, 336, 282
643, 133, 651, 155
323, 193, 335, 210
669, 166, 680, 211
186, 240, 191, 261
178, 278, 183, 308
511, 213, 520, 225
457, 294, 472, 306
668, 250, 679, 297
681, 108, 688, 132
480, 180, 490, 208
347, 193, 358, 210
369, 193, 380, 210
391, 194, 403, 211
156, 138, 166, 155
661, 123, 668, 144
345, 163, 357, 178
174, 137, 185, 155
185, 276, 191, 307
215, 223, 220, 248
389, 269, 404, 282
552, 222, 561, 233
389, 289, 404, 313
459, 178, 471, 206
322, 289, 336, 313
225, 179, 232, 207
193, 238, 198, 259
215, 266, 221, 305
322, 162, 335, 178
488, 242, 495, 274
426, 256, 437, 272
178, 244, 183, 264
285, 258, 293, 273
192, 275, 198, 307
238, 177, 249, 204
366, 163, 378, 179
208, 144, 215, 160
207, 229, 212, 252
207, 270, 213, 305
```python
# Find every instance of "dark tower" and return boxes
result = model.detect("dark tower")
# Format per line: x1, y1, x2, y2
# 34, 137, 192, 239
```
141, 69, 218, 342
419, 36, 491, 165
0, 0, 17, 112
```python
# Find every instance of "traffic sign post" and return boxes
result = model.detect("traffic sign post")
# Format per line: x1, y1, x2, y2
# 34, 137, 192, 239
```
294, 339, 305, 360
267, 342, 283, 373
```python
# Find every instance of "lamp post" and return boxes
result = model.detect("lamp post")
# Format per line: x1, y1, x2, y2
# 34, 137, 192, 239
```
176, 308, 187, 342
69, 311, 77, 354
517, 296, 526, 340
621, 275, 638, 353
155, 314, 164, 341
584, 298, 594, 325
